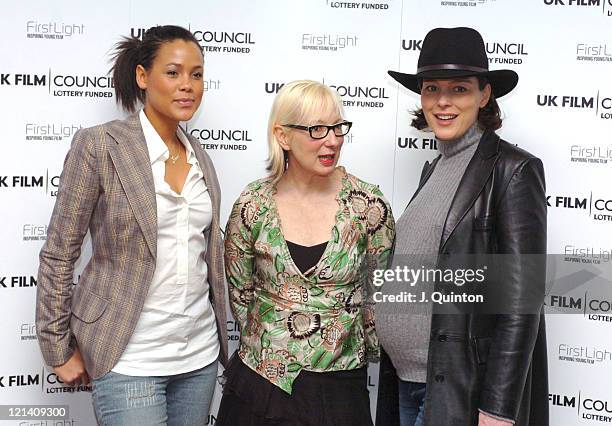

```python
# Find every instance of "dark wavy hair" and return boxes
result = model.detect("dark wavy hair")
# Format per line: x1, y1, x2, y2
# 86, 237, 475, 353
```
411, 77, 502, 131
109, 25, 202, 113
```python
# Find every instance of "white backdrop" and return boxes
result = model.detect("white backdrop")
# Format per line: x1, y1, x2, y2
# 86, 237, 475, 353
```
2, 0, 612, 425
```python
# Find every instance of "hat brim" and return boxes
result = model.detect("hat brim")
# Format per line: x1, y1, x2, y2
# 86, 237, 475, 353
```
388, 69, 518, 98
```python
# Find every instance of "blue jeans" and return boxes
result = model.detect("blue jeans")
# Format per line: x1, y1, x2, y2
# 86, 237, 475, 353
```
91, 361, 218, 426
398, 380, 426, 426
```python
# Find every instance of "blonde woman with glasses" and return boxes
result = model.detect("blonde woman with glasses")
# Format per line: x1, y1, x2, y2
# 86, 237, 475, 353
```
216, 80, 395, 426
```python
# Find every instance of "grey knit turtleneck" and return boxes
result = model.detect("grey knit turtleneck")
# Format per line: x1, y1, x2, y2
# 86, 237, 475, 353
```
376, 123, 483, 383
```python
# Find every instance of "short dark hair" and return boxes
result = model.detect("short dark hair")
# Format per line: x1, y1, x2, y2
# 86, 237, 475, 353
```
410, 77, 502, 131
110, 25, 202, 113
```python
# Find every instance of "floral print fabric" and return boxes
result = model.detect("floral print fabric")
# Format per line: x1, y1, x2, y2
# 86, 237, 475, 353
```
224, 168, 395, 394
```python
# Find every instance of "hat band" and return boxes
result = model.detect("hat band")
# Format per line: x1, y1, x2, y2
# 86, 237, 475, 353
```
417, 64, 489, 74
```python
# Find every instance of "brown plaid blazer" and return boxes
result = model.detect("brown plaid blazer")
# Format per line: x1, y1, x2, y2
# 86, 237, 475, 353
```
36, 113, 228, 379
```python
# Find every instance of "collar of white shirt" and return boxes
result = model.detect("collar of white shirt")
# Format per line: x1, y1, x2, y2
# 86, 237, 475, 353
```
139, 109, 198, 167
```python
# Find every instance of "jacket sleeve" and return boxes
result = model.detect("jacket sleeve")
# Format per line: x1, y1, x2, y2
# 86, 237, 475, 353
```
36, 127, 100, 367
478, 157, 547, 420
224, 189, 256, 335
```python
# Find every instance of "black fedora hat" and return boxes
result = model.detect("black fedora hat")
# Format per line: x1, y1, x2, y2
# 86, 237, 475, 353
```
388, 27, 518, 98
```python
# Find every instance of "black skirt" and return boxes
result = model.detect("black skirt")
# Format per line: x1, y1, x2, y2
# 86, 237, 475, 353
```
216, 353, 373, 426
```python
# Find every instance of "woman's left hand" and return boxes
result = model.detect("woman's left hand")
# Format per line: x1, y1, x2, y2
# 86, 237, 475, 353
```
478, 412, 513, 426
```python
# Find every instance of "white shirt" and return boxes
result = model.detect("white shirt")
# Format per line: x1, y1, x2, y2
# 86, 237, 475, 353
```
112, 110, 219, 375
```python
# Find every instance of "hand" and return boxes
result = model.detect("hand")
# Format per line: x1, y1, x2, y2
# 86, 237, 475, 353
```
53, 347, 90, 386
478, 412, 513, 426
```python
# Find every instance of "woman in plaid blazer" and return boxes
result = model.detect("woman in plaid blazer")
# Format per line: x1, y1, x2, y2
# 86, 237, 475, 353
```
36, 25, 228, 425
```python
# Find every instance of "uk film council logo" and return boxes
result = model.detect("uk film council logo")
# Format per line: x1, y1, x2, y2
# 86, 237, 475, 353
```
397, 135, 438, 151
185, 124, 253, 152
401, 37, 528, 66
536, 91, 612, 120
43, 366, 91, 394
401, 38, 423, 52
227, 320, 240, 342
0, 274, 37, 288
546, 246, 612, 324
190, 26, 255, 55
0, 170, 60, 197
0, 70, 114, 99
546, 192, 612, 222
485, 41, 528, 66
0, 371, 41, 389
26, 20, 85, 40
550, 391, 612, 423
263, 80, 386, 109
324, 78, 389, 109
543, 0, 612, 16
130, 26, 256, 54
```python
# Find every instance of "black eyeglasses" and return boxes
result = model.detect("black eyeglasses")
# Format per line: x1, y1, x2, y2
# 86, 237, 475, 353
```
282, 121, 352, 140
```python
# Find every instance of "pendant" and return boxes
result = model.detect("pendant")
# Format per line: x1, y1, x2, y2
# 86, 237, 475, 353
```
170, 153, 179, 164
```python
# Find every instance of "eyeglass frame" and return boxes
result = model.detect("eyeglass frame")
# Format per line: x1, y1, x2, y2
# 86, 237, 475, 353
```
281, 121, 353, 140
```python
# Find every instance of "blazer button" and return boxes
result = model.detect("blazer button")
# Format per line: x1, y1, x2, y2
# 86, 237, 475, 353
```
438, 335, 447, 342
435, 374, 445, 383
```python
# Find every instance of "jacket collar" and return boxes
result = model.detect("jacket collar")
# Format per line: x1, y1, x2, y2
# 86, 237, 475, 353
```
409, 129, 501, 251
105, 113, 157, 258
103, 113, 220, 258
474, 128, 500, 160
440, 129, 500, 251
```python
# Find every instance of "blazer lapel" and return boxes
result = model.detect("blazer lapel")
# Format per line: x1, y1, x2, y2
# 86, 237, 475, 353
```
106, 114, 157, 258
439, 130, 500, 251
408, 155, 441, 206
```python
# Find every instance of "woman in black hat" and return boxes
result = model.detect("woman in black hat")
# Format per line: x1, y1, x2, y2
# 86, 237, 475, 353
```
375, 27, 548, 426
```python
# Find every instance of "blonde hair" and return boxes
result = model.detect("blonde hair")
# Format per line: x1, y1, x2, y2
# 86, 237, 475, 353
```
267, 80, 346, 183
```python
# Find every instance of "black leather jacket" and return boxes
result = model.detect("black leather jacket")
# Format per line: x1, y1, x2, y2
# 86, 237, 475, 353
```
376, 130, 549, 426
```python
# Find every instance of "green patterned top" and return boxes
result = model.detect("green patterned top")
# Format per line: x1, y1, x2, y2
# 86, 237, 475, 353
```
224, 168, 395, 394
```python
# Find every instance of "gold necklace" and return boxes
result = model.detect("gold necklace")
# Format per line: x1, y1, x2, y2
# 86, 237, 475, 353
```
168, 143, 181, 164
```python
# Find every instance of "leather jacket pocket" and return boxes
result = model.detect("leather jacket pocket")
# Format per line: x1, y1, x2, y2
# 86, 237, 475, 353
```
473, 215, 495, 231
473, 337, 492, 365
71, 287, 109, 323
